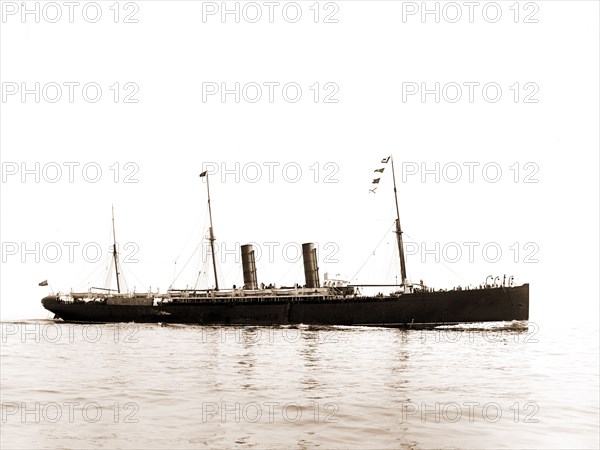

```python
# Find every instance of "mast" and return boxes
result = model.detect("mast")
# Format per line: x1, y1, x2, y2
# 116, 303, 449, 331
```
202, 172, 219, 291
390, 157, 408, 286
111, 205, 121, 293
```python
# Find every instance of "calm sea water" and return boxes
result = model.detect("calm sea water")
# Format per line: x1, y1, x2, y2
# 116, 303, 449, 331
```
1, 320, 598, 449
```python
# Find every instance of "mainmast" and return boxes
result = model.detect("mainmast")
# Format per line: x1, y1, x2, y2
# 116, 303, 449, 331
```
200, 171, 219, 291
390, 157, 408, 286
111, 205, 121, 293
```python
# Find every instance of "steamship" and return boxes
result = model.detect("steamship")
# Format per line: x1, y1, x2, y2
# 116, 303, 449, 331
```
41, 157, 529, 326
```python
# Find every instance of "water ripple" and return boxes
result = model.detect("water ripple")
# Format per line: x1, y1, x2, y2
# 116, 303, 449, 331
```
1, 321, 598, 449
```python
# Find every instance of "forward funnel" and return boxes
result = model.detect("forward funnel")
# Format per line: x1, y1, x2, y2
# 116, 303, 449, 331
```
241, 244, 258, 290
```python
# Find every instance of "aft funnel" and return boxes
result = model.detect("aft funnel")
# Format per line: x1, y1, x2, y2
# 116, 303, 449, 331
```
302, 243, 320, 288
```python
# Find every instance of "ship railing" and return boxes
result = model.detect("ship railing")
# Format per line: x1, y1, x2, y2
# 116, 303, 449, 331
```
163, 295, 337, 304
66, 291, 157, 302
235, 287, 331, 297
164, 286, 333, 300
159, 287, 339, 304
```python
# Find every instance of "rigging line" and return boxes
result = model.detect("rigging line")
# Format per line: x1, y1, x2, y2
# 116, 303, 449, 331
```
101, 222, 115, 290
350, 221, 396, 283
173, 205, 209, 263
402, 232, 470, 285
252, 255, 275, 287
221, 262, 240, 288
194, 233, 219, 289
194, 251, 212, 290
119, 271, 129, 293
171, 239, 204, 287
193, 237, 210, 289
103, 242, 116, 290
70, 221, 114, 290
104, 256, 114, 290
385, 242, 400, 284
192, 261, 210, 289
190, 214, 215, 289
119, 263, 147, 292
72, 255, 108, 290
171, 216, 211, 287
274, 257, 303, 287
195, 267, 209, 291
114, 259, 130, 293
283, 262, 304, 288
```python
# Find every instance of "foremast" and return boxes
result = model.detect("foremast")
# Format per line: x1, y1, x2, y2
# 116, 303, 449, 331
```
111, 205, 122, 293
200, 171, 219, 291
390, 157, 408, 288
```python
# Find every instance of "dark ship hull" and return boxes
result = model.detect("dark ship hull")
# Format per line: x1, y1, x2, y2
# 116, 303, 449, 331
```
40, 161, 530, 327
42, 284, 528, 326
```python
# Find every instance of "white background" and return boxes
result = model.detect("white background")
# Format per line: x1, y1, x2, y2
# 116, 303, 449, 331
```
1, 1, 598, 325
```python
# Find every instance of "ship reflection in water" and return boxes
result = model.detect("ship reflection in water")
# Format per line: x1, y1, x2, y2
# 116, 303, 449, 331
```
1, 321, 598, 449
